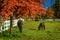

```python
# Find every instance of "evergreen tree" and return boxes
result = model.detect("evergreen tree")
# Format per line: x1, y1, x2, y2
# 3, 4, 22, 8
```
52, 0, 60, 18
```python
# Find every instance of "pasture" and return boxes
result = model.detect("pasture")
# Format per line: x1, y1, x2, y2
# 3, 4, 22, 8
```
0, 21, 60, 40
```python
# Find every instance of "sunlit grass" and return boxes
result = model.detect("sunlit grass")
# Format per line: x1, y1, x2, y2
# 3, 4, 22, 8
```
0, 21, 60, 40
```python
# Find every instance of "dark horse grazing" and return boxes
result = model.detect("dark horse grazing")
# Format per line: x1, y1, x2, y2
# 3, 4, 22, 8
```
17, 19, 23, 33
38, 22, 45, 30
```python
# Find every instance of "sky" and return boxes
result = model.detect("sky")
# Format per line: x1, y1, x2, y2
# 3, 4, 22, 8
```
43, 0, 55, 9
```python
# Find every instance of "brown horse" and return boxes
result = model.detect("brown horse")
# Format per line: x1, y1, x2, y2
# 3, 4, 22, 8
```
17, 19, 23, 32
38, 22, 45, 30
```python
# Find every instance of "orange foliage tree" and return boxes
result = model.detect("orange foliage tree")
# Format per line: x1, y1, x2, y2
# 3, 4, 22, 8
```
46, 7, 54, 18
0, 0, 46, 33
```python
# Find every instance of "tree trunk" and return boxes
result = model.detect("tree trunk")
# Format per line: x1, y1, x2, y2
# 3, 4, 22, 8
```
10, 16, 13, 33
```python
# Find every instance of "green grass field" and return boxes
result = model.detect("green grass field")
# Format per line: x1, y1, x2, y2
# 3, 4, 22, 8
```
0, 21, 60, 40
